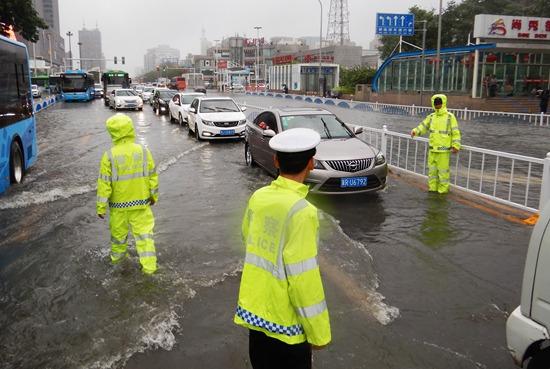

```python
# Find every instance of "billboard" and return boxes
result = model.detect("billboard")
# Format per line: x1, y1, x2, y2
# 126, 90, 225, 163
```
474, 14, 550, 40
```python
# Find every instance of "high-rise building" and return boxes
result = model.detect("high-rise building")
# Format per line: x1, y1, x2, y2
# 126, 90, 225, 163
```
78, 27, 105, 71
200, 28, 212, 55
22, 0, 66, 73
144, 45, 180, 72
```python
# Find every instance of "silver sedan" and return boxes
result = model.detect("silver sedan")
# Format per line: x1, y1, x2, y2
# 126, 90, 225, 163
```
244, 108, 387, 194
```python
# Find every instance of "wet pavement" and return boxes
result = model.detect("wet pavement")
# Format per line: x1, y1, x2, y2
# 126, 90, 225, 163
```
0, 95, 536, 369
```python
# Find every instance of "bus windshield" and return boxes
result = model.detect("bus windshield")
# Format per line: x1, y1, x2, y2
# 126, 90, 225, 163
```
62, 75, 87, 92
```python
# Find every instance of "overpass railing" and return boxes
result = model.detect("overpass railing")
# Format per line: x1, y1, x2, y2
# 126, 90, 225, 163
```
245, 92, 550, 126
360, 125, 550, 213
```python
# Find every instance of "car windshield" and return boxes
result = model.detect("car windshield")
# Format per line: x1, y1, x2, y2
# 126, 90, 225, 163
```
159, 91, 176, 100
181, 94, 203, 104
143, 87, 154, 92
200, 100, 239, 113
281, 114, 352, 139
116, 90, 137, 96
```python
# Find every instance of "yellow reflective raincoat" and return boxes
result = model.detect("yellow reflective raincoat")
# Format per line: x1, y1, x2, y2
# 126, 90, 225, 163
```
234, 176, 331, 346
413, 94, 461, 193
96, 114, 159, 274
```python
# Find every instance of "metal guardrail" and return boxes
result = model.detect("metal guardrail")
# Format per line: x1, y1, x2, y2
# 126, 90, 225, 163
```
360, 125, 550, 213
34, 94, 62, 113
245, 92, 550, 126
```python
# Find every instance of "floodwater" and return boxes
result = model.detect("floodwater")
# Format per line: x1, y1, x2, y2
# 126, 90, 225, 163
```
0, 95, 534, 369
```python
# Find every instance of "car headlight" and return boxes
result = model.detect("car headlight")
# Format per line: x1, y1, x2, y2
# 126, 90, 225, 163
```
375, 152, 386, 166
159, 99, 166, 105
314, 159, 325, 170
202, 120, 214, 126
238, 119, 246, 125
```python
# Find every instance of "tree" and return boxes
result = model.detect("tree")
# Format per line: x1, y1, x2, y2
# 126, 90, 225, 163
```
339, 66, 376, 93
0, 0, 48, 42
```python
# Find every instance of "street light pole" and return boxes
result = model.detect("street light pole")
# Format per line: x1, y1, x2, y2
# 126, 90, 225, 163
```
214, 39, 220, 90
254, 26, 262, 92
77, 42, 82, 70
47, 33, 53, 75
317, 0, 323, 97
435, 0, 443, 91
66, 31, 73, 69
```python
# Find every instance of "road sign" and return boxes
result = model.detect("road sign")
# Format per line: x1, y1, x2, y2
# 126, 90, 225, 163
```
376, 13, 415, 36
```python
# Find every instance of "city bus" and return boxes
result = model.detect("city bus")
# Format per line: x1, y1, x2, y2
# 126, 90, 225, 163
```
0, 34, 38, 194
169, 76, 187, 91
182, 72, 204, 90
60, 69, 95, 101
48, 74, 62, 94
101, 70, 131, 106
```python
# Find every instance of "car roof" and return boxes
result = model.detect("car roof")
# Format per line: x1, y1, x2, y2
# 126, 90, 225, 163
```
196, 97, 234, 101
275, 108, 333, 116
178, 92, 205, 96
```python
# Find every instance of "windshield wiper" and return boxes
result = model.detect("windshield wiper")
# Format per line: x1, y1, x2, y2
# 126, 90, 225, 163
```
202, 107, 217, 112
320, 118, 332, 139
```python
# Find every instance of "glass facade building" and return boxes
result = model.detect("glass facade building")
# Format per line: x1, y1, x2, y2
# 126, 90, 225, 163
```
373, 44, 550, 98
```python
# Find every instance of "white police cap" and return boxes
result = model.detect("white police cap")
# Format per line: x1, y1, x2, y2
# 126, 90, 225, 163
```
269, 128, 321, 153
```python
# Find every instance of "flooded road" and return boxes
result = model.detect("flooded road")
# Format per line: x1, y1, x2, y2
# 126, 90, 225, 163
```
0, 95, 533, 369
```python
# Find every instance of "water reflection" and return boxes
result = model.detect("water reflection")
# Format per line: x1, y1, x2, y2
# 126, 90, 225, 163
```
417, 194, 455, 249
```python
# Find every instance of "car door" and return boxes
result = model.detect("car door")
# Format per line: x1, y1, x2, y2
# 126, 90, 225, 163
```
531, 215, 550, 328
188, 99, 199, 132
169, 94, 180, 119
251, 112, 278, 173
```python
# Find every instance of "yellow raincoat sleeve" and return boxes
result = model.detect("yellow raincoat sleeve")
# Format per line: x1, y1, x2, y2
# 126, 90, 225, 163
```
450, 114, 461, 150
284, 207, 331, 346
147, 148, 159, 202
413, 114, 432, 136
241, 201, 251, 244
96, 152, 112, 215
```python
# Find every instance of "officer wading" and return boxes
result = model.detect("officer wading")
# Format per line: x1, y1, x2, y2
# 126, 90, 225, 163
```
234, 128, 331, 369
411, 94, 461, 194
96, 113, 159, 274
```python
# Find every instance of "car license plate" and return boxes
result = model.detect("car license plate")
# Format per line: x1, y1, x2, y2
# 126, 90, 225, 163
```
340, 177, 368, 188
220, 129, 235, 136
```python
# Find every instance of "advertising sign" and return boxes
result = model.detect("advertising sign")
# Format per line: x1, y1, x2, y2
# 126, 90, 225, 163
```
474, 14, 550, 40
375, 13, 415, 36
217, 60, 228, 69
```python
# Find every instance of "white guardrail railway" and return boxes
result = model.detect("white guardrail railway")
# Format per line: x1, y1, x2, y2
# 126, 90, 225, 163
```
245, 92, 550, 126
361, 125, 550, 213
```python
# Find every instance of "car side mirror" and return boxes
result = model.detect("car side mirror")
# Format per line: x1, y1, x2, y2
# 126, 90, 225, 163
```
353, 126, 363, 134
189, 107, 196, 113
263, 129, 276, 137
241, 106, 247, 112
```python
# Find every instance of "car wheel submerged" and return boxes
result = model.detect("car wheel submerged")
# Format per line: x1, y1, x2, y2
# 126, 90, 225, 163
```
195, 125, 202, 141
179, 114, 185, 126
9, 141, 24, 184
527, 348, 550, 369
245, 143, 256, 167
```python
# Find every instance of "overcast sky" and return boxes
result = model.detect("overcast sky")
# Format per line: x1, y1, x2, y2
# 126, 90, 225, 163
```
59, 0, 447, 75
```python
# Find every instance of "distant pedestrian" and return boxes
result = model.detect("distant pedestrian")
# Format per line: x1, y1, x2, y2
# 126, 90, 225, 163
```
96, 113, 159, 275
283, 84, 289, 94
540, 89, 549, 114
234, 128, 331, 369
411, 94, 461, 194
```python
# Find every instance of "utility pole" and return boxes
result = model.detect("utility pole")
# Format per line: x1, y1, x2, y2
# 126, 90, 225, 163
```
318, 0, 323, 97
254, 26, 262, 92
77, 42, 83, 70
435, 0, 443, 92
66, 31, 73, 69
47, 33, 53, 75
214, 39, 220, 90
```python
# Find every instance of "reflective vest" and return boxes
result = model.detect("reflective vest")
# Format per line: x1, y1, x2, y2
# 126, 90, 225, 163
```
234, 176, 331, 346
413, 94, 461, 153
96, 114, 159, 214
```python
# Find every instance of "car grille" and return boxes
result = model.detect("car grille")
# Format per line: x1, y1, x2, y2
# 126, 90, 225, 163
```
317, 175, 384, 193
325, 158, 373, 172
214, 121, 239, 127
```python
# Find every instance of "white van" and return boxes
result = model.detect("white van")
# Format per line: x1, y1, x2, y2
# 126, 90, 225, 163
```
506, 203, 550, 367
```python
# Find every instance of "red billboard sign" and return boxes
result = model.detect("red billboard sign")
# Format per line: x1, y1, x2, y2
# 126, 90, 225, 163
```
272, 55, 294, 65
217, 60, 228, 69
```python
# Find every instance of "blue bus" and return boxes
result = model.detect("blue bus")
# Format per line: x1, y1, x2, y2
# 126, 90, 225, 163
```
60, 69, 95, 101
0, 35, 38, 194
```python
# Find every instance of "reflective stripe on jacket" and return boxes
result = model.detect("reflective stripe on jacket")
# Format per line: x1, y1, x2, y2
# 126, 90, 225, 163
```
234, 176, 331, 346
413, 94, 461, 153
96, 114, 159, 214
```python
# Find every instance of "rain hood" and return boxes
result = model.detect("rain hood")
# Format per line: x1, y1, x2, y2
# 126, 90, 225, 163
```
431, 94, 448, 116
106, 113, 136, 144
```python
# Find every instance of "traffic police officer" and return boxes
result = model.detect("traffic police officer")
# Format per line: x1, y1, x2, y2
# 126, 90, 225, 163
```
411, 94, 461, 194
234, 128, 331, 369
96, 113, 159, 274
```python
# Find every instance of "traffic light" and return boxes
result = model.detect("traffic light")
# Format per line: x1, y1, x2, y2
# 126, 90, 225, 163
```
121, 56, 125, 65
114, 56, 117, 64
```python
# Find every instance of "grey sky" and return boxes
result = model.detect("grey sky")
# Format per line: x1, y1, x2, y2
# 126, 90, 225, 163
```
59, 0, 447, 75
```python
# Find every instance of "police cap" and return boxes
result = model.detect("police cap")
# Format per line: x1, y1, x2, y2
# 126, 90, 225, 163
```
269, 128, 321, 153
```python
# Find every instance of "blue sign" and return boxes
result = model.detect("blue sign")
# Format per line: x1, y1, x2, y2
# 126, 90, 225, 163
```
376, 13, 415, 36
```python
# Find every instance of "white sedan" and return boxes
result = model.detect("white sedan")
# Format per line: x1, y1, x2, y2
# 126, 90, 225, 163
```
109, 89, 143, 111
168, 92, 205, 125
187, 97, 247, 140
